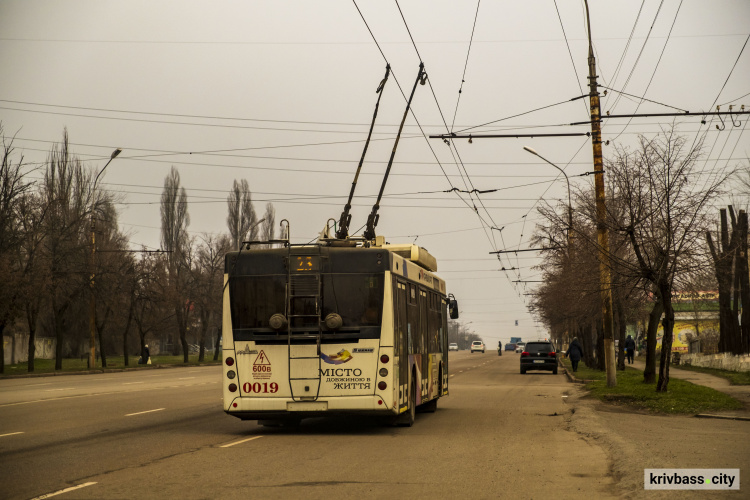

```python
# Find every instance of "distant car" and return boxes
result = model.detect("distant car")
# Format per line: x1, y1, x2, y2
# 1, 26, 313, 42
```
520, 340, 558, 374
449, 343, 459, 351
514, 342, 525, 353
504, 343, 516, 351
470, 340, 485, 353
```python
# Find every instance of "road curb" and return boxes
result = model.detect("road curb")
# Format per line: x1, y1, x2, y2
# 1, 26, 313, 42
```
0, 362, 221, 379
563, 366, 595, 384
695, 413, 750, 422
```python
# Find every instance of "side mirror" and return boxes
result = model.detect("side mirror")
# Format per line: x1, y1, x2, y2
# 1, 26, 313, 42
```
447, 294, 459, 319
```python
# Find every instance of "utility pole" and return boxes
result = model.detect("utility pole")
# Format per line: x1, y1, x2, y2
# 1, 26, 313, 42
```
584, 0, 616, 387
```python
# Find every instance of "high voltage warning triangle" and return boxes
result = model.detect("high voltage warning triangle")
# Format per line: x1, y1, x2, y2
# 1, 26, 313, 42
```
254, 350, 271, 365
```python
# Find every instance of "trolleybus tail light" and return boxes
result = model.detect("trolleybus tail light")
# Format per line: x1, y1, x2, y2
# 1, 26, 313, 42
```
227, 370, 236, 379
378, 381, 387, 390
380, 354, 389, 364
379, 368, 388, 377
228, 383, 238, 392
226, 357, 235, 366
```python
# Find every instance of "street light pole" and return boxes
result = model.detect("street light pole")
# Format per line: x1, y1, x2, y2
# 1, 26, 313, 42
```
89, 148, 122, 369
523, 147, 573, 249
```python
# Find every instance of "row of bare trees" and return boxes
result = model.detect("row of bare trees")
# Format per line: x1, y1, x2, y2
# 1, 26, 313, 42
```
530, 129, 743, 392
0, 127, 278, 373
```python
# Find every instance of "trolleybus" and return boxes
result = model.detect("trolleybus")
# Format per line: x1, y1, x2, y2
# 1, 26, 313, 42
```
221, 236, 457, 426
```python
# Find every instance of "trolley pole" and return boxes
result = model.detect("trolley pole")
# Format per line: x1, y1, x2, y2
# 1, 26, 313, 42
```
584, 0, 616, 387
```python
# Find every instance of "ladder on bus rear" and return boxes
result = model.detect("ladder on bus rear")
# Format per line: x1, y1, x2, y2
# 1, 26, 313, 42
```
286, 245, 323, 401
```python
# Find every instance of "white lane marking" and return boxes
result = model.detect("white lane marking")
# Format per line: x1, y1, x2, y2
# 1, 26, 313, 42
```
44, 388, 75, 392
29, 482, 97, 500
23, 383, 53, 387
125, 408, 165, 417
0, 386, 162, 408
123, 382, 144, 385
220, 435, 263, 448
0, 431, 24, 438
449, 374, 455, 378
179, 377, 195, 380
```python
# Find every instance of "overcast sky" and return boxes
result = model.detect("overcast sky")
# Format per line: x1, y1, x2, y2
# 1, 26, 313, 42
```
1, 0, 749, 345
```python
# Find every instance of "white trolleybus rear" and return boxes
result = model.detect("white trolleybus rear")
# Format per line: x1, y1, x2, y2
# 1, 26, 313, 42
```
222, 62, 458, 426
222, 238, 458, 426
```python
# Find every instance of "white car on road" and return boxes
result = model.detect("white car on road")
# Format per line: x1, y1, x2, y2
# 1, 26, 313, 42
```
470, 341, 485, 353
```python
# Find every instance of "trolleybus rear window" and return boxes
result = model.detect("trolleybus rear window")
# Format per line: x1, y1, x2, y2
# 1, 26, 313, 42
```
321, 273, 383, 327
229, 275, 286, 329
228, 273, 384, 336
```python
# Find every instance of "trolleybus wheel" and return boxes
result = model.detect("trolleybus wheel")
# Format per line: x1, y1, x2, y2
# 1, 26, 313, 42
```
395, 375, 416, 427
420, 365, 441, 413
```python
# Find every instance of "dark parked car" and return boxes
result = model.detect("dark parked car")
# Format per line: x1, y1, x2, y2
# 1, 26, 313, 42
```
504, 343, 516, 351
520, 340, 558, 375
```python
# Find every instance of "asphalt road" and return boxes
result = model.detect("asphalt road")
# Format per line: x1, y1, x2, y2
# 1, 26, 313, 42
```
0, 351, 616, 500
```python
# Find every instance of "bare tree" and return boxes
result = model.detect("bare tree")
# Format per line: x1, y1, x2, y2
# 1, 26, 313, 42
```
607, 129, 731, 391
707, 207, 750, 355
193, 234, 230, 361
41, 130, 92, 370
0, 125, 33, 373
160, 167, 193, 362
261, 202, 276, 246
226, 179, 257, 250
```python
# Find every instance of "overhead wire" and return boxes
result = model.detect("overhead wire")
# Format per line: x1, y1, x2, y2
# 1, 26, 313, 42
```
690, 33, 750, 160
394, 0, 522, 284
600, 0, 646, 111
553, 0, 589, 117
450, 0, 482, 133
609, 0, 683, 143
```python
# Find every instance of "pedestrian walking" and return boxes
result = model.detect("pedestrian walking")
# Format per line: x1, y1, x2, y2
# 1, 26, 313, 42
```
625, 335, 636, 364
565, 338, 584, 372
140, 344, 151, 365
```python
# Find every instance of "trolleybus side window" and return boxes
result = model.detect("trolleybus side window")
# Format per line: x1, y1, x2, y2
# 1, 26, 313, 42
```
407, 283, 418, 354
393, 279, 407, 357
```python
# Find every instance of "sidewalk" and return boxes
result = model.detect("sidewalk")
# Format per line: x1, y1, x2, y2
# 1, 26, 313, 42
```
630, 357, 750, 410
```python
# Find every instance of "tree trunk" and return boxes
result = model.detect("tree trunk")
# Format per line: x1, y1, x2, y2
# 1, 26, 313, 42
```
175, 302, 190, 363
732, 255, 742, 354
656, 284, 675, 392
0, 322, 5, 374
213, 326, 221, 361
26, 305, 38, 372
122, 300, 134, 367
644, 299, 663, 384
198, 308, 209, 362
740, 212, 750, 354
616, 299, 626, 371
52, 301, 66, 371
707, 209, 739, 353
595, 320, 605, 371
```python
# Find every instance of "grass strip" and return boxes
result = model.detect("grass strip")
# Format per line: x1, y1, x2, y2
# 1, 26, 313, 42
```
561, 358, 744, 414
1, 355, 220, 376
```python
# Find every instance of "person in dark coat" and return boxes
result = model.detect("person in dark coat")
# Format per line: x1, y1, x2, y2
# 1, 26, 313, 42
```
141, 344, 150, 365
625, 335, 636, 364
565, 337, 584, 372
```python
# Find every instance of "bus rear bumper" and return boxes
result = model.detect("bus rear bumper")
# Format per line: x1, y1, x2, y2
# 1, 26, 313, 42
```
224, 395, 397, 420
